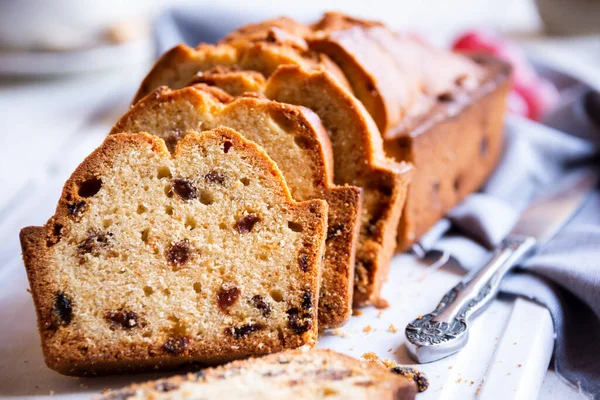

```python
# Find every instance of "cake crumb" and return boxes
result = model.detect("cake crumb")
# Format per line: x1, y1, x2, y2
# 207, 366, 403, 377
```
457, 378, 462, 383
513, 341, 518, 345
377, 311, 383, 318
388, 324, 397, 333
476, 388, 481, 395
518, 364, 522, 368
417, 315, 422, 320
363, 325, 372, 333
352, 309, 363, 316
448, 366, 453, 369
470, 381, 474, 386
387, 348, 392, 352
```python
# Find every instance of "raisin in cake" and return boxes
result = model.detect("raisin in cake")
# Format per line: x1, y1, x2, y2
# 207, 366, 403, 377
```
98, 348, 417, 399
20, 128, 327, 376
111, 84, 362, 329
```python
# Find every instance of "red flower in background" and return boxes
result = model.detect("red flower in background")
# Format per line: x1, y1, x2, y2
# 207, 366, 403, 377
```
452, 31, 559, 121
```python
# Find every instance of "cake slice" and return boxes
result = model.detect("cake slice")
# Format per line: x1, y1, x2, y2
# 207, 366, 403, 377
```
20, 128, 327, 376
190, 66, 413, 307
111, 85, 362, 329
98, 348, 417, 399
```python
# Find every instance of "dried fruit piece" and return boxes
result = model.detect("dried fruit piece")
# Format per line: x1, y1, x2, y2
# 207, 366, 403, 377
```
223, 141, 233, 153
390, 366, 429, 392
167, 240, 191, 268
77, 230, 113, 259
67, 200, 86, 217
251, 295, 271, 317
234, 214, 260, 233
287, 308, 312, 334
204, 170, 225, 185
326, 224, 344, 242
104, 309, 138, 329
217, 283, 241, 311
163, 337, 190, 355
54, 292, 73, 325
298, 253, 309, 272
172, 178, 198, 200
225, 323, 264, 339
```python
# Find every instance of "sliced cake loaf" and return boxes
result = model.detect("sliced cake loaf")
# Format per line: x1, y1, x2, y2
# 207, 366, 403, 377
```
98, 348, 417, 399
132, 42, 412, 307
111, 85, 362, 329
20, 128, 327, 376
192, 67, 412, 307
223, 13, 508, 251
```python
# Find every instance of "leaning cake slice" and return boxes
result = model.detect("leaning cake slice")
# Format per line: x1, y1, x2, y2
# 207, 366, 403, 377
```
20, 127, 327, 376
98, 348, 417, 399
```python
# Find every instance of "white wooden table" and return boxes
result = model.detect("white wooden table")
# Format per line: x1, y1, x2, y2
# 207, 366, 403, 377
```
0, 49, 592, 399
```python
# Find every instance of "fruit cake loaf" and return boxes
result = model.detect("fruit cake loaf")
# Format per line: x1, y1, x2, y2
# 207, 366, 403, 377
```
98, 348, 417, 399
133, 38, 349, 104
190, 68, 411, 307
224, 13, 509, 250
111, 85, 362, 329
20, 128, 327, 376
133, 43, 412, 307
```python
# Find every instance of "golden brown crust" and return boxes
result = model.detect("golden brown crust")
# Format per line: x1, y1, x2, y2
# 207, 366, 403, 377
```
21, 128, 327, 376
113, 85, 362, 329
134, 39, 350, 104
388, 56, 511, 250
98, 348, 417, 399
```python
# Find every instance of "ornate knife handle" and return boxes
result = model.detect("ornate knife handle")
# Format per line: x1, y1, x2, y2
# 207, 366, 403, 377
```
405, 234, 537, 363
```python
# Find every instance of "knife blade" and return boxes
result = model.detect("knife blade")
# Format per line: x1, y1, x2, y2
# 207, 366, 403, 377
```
405, 168, 597, 364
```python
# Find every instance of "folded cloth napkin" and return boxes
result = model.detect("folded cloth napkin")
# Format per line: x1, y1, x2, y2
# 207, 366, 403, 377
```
152, 8, 600, 396
425, 102, 600, 397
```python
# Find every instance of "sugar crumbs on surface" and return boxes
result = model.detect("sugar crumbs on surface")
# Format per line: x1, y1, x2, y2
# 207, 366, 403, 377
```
363, 325, 373, 333
388, 324, 397, 333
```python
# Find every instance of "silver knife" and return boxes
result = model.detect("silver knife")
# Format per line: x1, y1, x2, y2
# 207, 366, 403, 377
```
405, 169, 597, 363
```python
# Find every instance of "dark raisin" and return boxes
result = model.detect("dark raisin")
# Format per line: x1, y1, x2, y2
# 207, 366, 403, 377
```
77, 230, 113, 259
217, 284, 241, 312
298, 253, 309, 272
67, 200, 86, 217
223, 141, 233, 153
163, 336, 190, 355
78, 177, 102, 197
234, 214, 260, 233
225, 322, 264, 339
104, 309, 138, 329
54, 292, 73, 325
391, 366, 429, 392
167, 240, 190, 268
204, 170, 225, 185
287, 307, 312, 334
302, 290, 313, 310
172, 178, 198, 200
155, 381, 179, 392
326, 224, 344, 242
251, 295, 271, 317
437, 92, 455, 102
